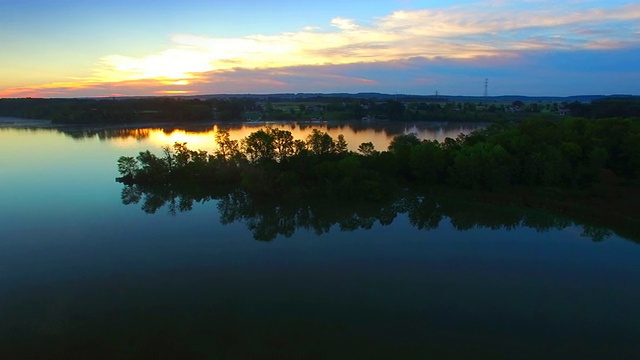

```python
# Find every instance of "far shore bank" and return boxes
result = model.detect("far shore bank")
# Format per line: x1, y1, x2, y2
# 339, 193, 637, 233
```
0, 116, 52, 127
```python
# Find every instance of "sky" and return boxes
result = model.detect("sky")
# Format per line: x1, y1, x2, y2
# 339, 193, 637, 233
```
1, 0, 639, 97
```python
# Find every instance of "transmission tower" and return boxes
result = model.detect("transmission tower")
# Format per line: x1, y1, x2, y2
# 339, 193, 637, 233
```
483, 78, 489, 98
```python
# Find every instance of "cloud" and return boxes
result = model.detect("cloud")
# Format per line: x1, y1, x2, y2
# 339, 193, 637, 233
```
2, 48, 639, 97
3, 1, 639, 97
91, 2, 640, 80
377, 4, 640, 37
331, 17, 359, 30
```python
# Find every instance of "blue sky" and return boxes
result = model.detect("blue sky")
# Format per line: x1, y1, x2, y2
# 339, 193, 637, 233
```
1, 0, 639, 97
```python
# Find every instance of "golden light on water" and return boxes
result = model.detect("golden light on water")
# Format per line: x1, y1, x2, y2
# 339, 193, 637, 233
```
108, 125, 393, 151
107, 123, 480, 152
148, 129, 217, 149
142, 124, 457, 151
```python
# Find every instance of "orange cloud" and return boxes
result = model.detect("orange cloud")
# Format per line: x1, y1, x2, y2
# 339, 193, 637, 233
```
2, 2, 639, 97
155, 90, 197, 95
72, 3, 640, 85
0, 81, 98, 98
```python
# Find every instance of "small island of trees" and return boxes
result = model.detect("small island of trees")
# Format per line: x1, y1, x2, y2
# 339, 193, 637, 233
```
117, 117, 640, 204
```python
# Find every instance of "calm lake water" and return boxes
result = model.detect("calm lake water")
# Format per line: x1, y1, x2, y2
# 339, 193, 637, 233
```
1, 121, 639, 359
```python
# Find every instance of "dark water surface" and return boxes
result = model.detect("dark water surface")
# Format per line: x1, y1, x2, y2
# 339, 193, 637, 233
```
1, 123, 639, 359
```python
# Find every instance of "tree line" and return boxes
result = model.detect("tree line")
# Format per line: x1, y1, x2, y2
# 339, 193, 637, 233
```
566, 97, 640, 118
2, 96, 638, 123
0, 97, 262, 123
117, 117, 640, 198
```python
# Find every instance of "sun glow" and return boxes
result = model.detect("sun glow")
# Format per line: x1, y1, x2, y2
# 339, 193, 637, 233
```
2, 2, 639, 97
148, 129, 218, 149
95, 49, 215, 83
90, 2, 640, 87
163, 80, 190, 86
155, 90, 195, 94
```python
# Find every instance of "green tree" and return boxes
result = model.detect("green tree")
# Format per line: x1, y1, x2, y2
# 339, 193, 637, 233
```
410, 140, 445, 185
215, 129, 241, 162
306, 129, 336, 155
161, 145, 175, 172
172, 142, 192, 168
388, 133, 421, 179
267, 128, 295, 161
214, 99, 244, 121
243, 129, 275, 163
358, 142, 377, 156
386, 100, 406, 121
451, 142, 515, 190
335, 134, 348, 154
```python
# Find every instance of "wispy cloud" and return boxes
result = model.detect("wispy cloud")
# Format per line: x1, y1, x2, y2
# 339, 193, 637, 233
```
331, 17, 360, 30
84, 2, 640, 81
2, 49, 638, 97
2, 1, 639, 97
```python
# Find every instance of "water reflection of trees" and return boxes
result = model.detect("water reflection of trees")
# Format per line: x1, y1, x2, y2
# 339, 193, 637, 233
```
59, 125, 217, 140
120, 185, 634, 243
49, 121, 481, 142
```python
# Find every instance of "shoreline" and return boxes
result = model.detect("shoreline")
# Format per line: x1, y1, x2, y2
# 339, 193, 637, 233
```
0, 117, 478, 131
0, 117, 52, 127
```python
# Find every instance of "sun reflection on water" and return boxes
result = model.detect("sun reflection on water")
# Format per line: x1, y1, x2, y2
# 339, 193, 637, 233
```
148, 128, 218, 150
106, 122, 484, 152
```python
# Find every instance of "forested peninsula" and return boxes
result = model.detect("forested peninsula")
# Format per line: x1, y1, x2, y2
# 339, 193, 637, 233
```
117, 117, 640, 206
